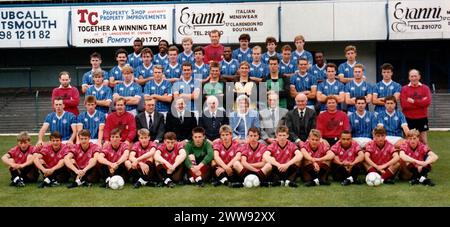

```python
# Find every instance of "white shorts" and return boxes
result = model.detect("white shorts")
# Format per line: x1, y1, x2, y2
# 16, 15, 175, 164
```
89, 139, 98, 144
386, 136, 403, 145
353, 137, 372, 148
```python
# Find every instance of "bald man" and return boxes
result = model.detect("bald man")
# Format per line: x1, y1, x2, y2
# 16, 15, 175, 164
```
282, 93, 316, 146
199, 96, 229, 141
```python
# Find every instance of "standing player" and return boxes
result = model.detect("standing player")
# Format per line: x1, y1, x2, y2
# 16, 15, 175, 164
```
399, 129, 438, 186
338, 45, 363, 84
344, 64, 372, 114
37, 97, 77, 145
164, 46, 182, 83
81, 52, 108, 94
77, 95, 106, 146
33, 131, 70, 188
134, 47, 154, 86
279, 45, 297, 78
263, 126, 303, 187
290, 58, 317, 110
204, 29, 224, 64
331, 130, 365, 186
2, 132, 39, 187
262, 36, 281, 64
153, 39, 169, 68
103, 97, 137, 147
112, 65, 142, 116
364, 126, 400, 184
177, 37, 195, 65
52, 71, 80, 116
348, 97, 377, 148
232, 33, 253, 63
212, 125, 242, 187
316, 96, 350, 146
126, 129, 157, 188
266, 56, 290, 109
249, 46, 268, 83
309, 51, 327, 83
173, 62, 202, 112
97, 128, 130, 188
377, 96, 409, 148
184, 127, 214, 187
316, 63, 345, 112
372, 63, 401, 113
400, 69, 432, 144
233, 128, 272, 186
143, 65, 173, 116
128, 38, 144, 69
193, 46, 210, 82
301, 129, 335, 186
86, 69, 113, 114
220, 47, 240, 82
109, 48, 128, 87
291, 35, 313, 66
64, 130, 100, 188
154, 132, 187, 187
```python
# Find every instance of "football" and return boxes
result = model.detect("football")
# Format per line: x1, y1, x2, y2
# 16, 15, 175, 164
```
108, 175, 125, 190
243, 174, 260, 188
365, 172, 382, 187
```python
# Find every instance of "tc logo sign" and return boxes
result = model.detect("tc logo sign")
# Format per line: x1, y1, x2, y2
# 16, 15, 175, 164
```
78, 9, 98, 25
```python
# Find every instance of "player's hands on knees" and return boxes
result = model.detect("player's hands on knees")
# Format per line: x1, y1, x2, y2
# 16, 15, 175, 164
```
225, 166, 233, 175
131, 161, 139, 169
139, 163, 149, 175
216, 167, 225, 176
313, 162, 320, 172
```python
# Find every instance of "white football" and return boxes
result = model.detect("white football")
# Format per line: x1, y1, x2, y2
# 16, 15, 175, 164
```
108, 175, 125, 190
244, 174, 260, 188
366, 172, 382, 187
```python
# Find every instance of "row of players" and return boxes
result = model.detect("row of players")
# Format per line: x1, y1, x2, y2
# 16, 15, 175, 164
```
3, 124, 438, 189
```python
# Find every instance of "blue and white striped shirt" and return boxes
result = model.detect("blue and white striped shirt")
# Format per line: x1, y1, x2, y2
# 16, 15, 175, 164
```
290, 72, 317, 106
220, 59, 239, 76
309, 64, 327, 82
232, 48, 253, 63
345, 80, 373, 113
262, 52, 281, 65
177, 52, 195, 65
86, 85, 113, 114
349, 111, 377, 138
77, 110, 106, 139
44, 111, 77, 141
134, 64, 154, 80
143, 79, 172, 112
372, 80, 401, 113
127, 53, 143, 69
193, 63, 210, 80
153, 53, 169, 68
249, 62, 269, 79
317, 80, 345, 111
82, 69, 109, 87
164, 63, 182, 80
377, 110, 408, 137
279, 60, 297, 77
113, 82, 143, 111
291, 50, 313, 65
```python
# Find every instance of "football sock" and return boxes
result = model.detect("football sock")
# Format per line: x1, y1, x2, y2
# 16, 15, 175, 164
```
346, 176, 354, 183
138, 177, 148, 185
419, 176, 427, 183
195, 176, 202, 182
381, 169, 393, 180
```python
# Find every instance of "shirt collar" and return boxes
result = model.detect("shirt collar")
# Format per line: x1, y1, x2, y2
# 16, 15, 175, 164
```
408, 82, 423, 87
59, 85, 72, 89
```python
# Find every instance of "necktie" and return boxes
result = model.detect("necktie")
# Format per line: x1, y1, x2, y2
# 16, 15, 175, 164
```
148, 113, 153, 128
212, 113, 217, 129
300, 110, 304, 119
179, 112, 184, 124
271, 109, 276, 128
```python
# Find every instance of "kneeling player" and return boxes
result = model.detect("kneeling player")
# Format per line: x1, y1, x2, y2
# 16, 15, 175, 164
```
212, 125, 242, 187
399, 129, 438, 186
233, 127, 272, 186
301, 129, 335, 186
154, 132, 187, 187
184, 127, 214, 187
126, 128, 157, 188
364, 126, 400, 184
263, 126, 303, 187
331, 130, 365, 186
64, 130, 100, 188
97, 128, 130, 188
34, 131, 70, 188
2, 132, 39, 187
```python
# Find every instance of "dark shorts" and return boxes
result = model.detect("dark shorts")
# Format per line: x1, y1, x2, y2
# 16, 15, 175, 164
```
406, 117, 429, 132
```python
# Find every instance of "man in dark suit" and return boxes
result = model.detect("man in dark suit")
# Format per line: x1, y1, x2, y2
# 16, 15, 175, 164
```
165, 97, 197, 142
259, 92, 288, 144
199, 96, 228, 141
136, 98, 165, 144
282, 93, 316, 147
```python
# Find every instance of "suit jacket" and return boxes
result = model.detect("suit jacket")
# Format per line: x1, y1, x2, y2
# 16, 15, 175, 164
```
199, 109, 229, 141
229, 109, 260, 140
282, 107, 316, 142
165, 110, 197, 141
259, 107, 288, 140
135, 111, 165, 142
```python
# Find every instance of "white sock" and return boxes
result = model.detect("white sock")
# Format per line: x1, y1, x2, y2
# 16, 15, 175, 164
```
44, 177, 51, 184
164, 178, 172, 184
220, 177, 228, 183
285, 180, 290, 186
419, 176, 427, 183
105, 177, 111, 183
189, 177, 195, 183
138, 178, 148, 185
195, 176, 202, 182
346, 176, 354, 183
76, 178, 82, 186
13, 176, 20, 183
313, 178, 320, 185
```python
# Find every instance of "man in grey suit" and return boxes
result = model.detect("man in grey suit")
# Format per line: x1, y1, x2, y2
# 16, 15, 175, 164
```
136, 98, 165, 144
259, 92, 288, 144
282, 93, 316, 147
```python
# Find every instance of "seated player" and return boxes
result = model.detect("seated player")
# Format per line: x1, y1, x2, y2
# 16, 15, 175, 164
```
154, 132, 187, 188
2, 132, 39, 187
348, 96, 377, 148
301, 129, 335, 187
76, 95, 106, 146
364, 126, 400, 184
377, 96, 409, 148
125, 129, 157, 188
64, 130, 100, 188
233, 127, 272, 186
331, 130, 365, 186
399, 129, 438, 186
184, 127, 214, 187
33, 131, 70, 188
263, 126, 303, 187
97, 128, 130, 188
211, 125, 242, 187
